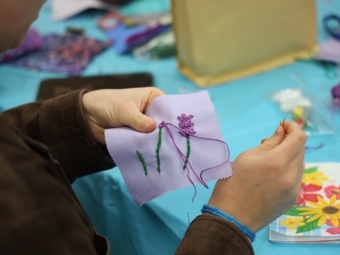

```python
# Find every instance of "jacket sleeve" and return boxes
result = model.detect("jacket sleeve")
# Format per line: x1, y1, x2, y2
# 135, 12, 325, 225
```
0, 89, 115, 182
175, 214, 254, 255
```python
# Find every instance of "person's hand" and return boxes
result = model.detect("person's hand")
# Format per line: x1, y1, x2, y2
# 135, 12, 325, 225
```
82, 87, 165, 145
207, 121, 307, 233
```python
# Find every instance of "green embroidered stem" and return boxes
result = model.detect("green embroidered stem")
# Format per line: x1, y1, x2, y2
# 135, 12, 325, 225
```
136, 150, 148, 176
156, 127, 163, 173
183, 136, 191, 170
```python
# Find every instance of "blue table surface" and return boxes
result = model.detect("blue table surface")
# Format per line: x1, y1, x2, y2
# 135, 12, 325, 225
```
1, 0, 340, 254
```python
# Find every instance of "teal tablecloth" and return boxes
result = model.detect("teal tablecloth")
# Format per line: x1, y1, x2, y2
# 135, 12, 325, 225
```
1, 0, 340, 254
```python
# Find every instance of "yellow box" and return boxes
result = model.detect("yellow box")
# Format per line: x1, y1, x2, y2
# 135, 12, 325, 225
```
172, 0, 318, 86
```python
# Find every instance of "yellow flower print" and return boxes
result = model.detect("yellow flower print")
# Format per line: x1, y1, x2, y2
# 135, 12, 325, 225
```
279, 217, 305, 230
302, 172, 329, 186
297, 195, 340, 227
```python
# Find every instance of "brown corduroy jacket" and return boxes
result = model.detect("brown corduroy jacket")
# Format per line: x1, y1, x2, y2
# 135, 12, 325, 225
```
0, 89, 254, 255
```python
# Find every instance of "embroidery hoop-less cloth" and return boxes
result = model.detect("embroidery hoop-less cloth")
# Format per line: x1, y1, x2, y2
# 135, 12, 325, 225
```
105, 91, 232, 205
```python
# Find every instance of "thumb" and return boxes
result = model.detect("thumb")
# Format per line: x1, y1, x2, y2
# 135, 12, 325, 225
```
123, 109, 156, 133
260, 125, 285, 150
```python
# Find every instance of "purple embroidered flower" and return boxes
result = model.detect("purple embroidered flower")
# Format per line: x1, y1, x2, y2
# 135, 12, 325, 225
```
177, 114, 196, 137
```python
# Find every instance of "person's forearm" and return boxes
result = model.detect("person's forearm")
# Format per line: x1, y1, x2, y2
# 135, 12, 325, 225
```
175, 214, 254, 255
0, 89, 115, 182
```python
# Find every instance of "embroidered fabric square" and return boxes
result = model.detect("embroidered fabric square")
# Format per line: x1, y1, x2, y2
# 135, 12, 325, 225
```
105, 91, 233, 205
8, 34, 111, 75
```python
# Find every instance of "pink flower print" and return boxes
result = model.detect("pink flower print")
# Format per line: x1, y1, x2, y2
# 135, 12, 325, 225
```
177, 114, 196, 137
326, 219, 340, 235
325, 185, 340, 200
296, 183, 322, 206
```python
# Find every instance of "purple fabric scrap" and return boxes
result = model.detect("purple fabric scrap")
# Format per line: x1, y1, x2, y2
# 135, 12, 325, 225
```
125, 24, 171, 48
332, 83, 340, 113
0, 29, 42, 63
105, 22, 171, 54
105, 91, 233, 205
315, 38, 340, 63
8, 34, 111, 75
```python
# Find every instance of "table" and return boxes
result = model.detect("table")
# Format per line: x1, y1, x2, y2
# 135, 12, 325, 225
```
1, 0, 340, 254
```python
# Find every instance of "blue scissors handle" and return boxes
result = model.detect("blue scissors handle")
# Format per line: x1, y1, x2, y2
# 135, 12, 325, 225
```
323, 14, 340, 41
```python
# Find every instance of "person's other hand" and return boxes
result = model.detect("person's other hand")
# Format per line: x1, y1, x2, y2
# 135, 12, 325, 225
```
208, 121, 307, 232
82, 87, 165, 145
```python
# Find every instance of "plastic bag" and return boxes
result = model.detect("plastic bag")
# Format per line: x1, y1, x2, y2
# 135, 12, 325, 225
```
270, 83, 336, 136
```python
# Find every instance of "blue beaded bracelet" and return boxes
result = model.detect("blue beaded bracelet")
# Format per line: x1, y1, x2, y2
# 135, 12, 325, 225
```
201, 204, 256, 242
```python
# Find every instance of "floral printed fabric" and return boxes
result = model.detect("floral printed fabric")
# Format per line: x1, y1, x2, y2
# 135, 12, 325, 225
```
0, 29, 43, 63
8, 34, 111, 75
104, 91, 232, 205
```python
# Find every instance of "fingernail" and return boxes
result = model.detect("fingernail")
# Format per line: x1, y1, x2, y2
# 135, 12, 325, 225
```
143, 119, 155, 132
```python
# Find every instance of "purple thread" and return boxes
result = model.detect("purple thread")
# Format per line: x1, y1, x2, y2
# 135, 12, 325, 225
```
158, 115, 230, 201
159, 121, 199, 200
177, 114, 196, 137
178, 114, 194, 170
166, 122, 230, 181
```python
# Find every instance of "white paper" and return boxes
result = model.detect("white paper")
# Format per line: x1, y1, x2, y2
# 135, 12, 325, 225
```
269, 229, 340, 244
52, 0, 113, 21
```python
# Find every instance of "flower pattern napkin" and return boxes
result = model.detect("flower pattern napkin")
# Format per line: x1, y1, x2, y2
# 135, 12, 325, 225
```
270, 162, 340, 243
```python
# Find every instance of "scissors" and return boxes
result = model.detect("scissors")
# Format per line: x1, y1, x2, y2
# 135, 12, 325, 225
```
323, 14, 340, 41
